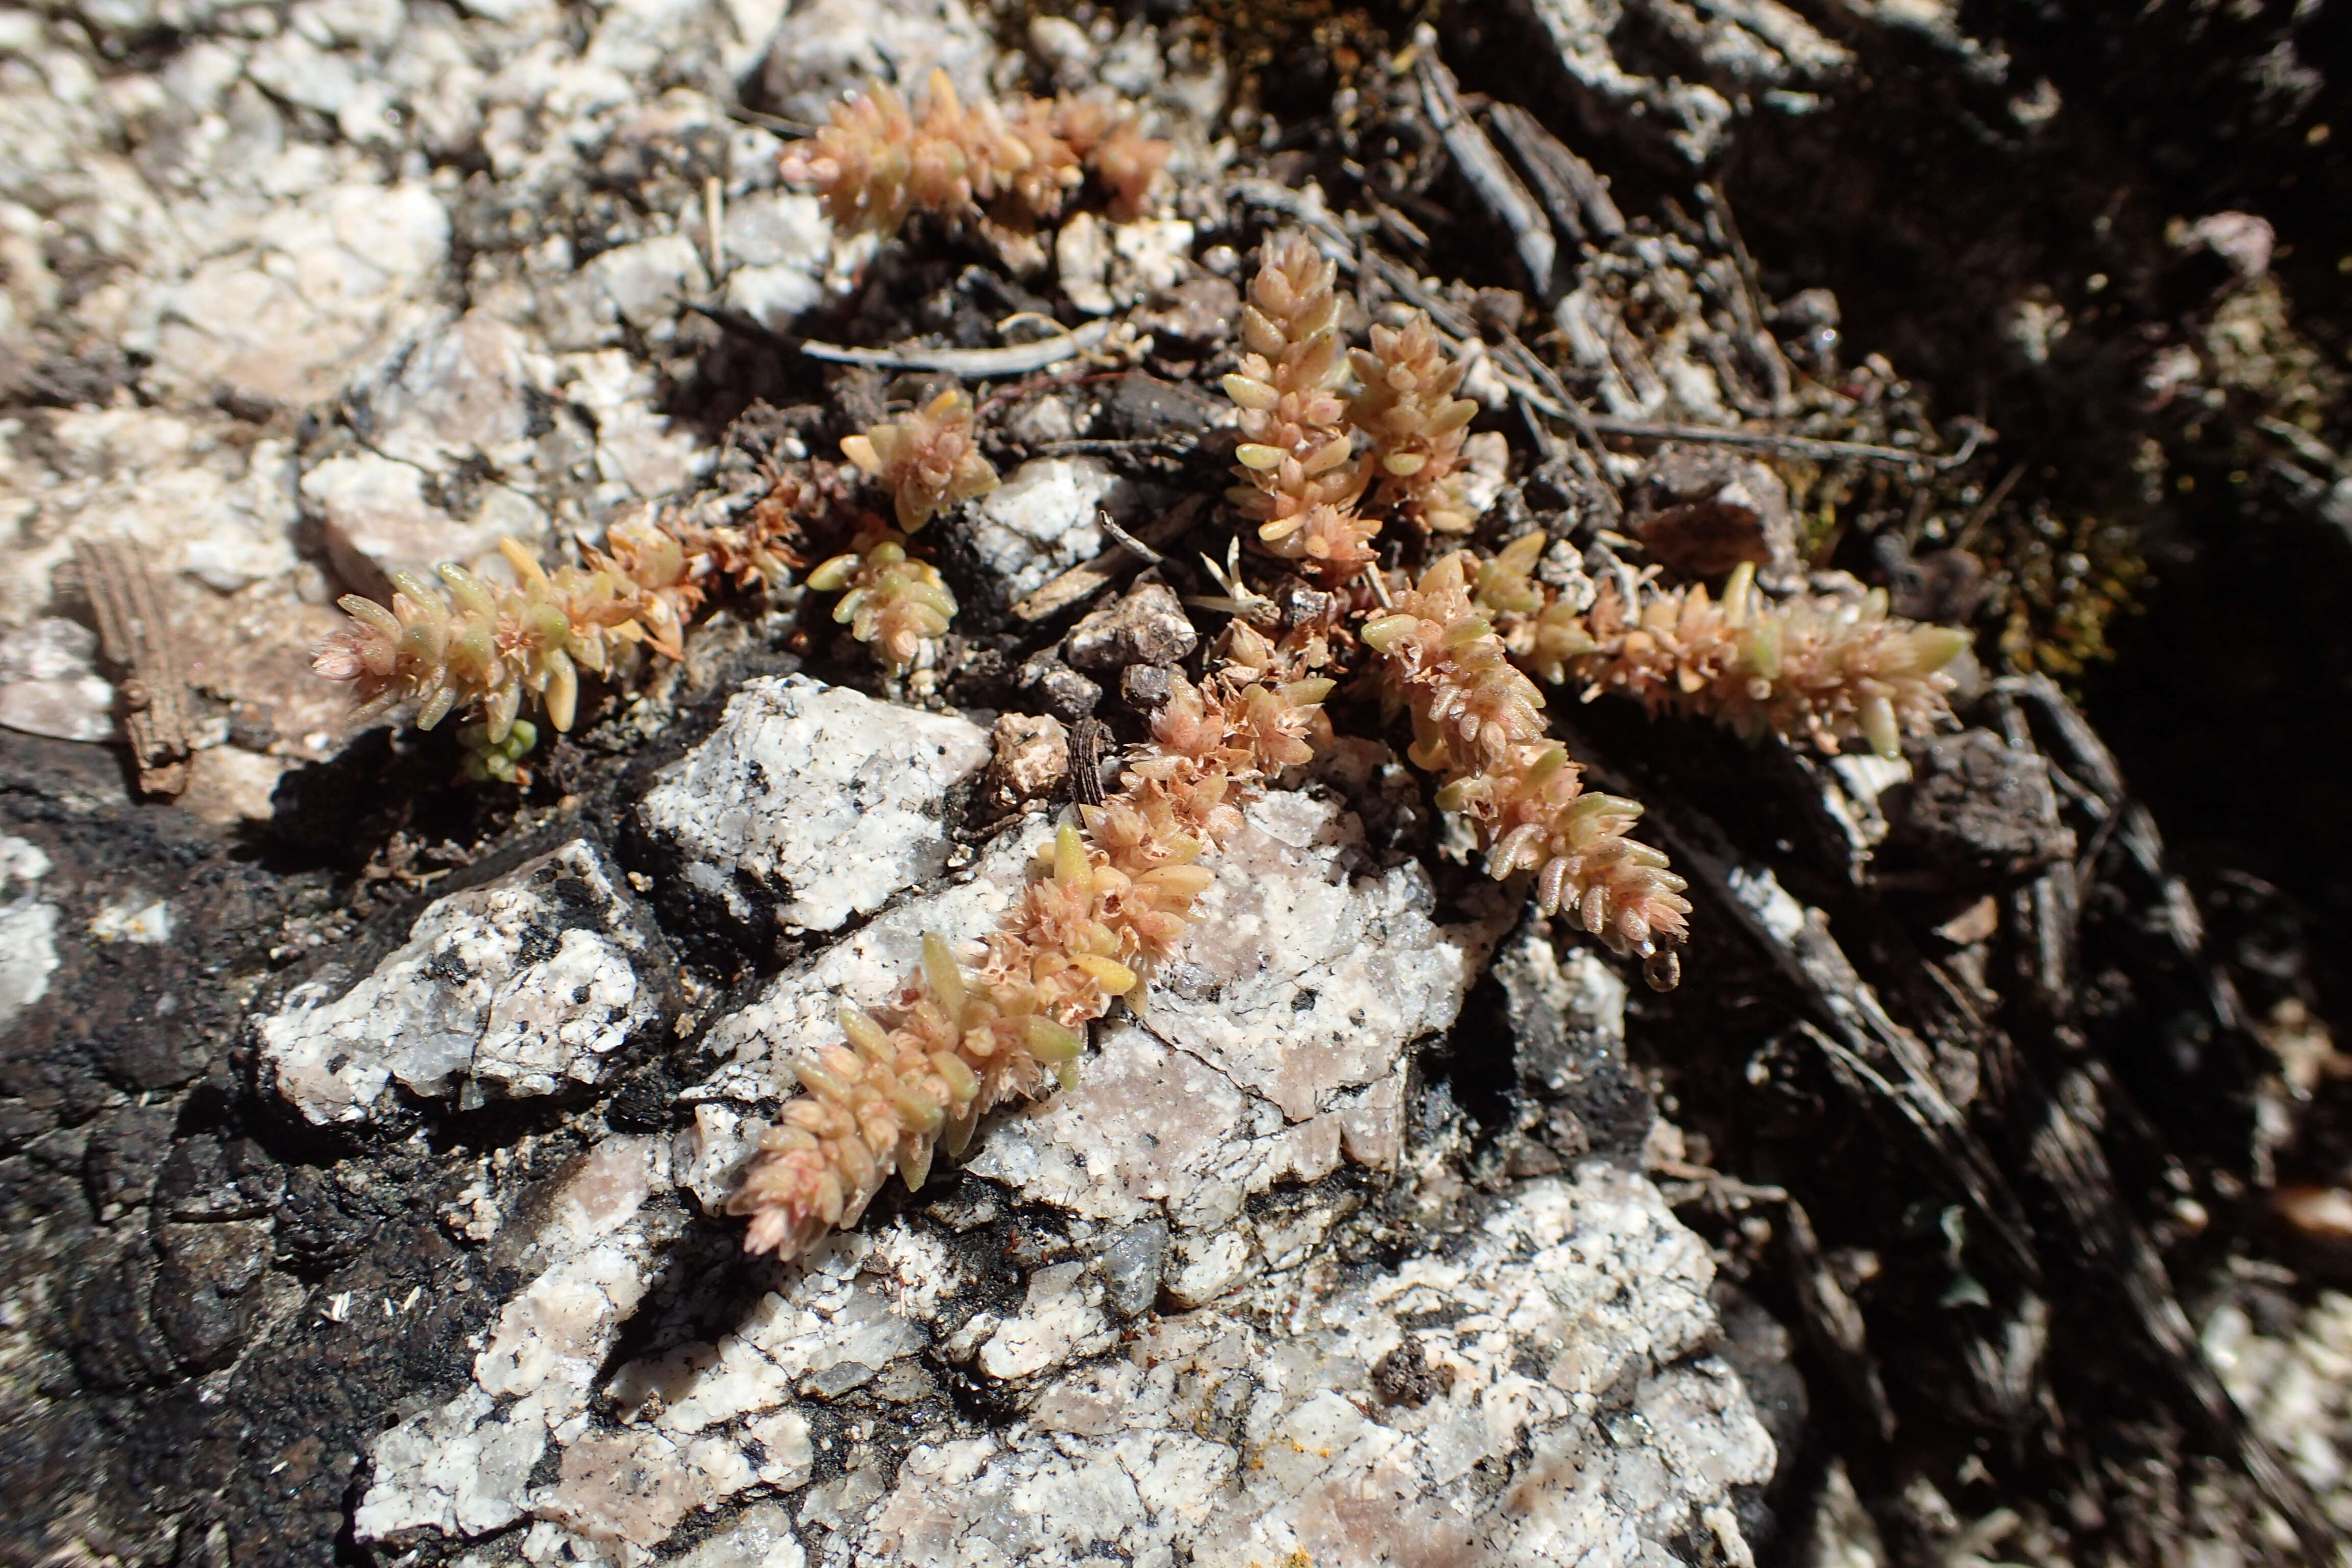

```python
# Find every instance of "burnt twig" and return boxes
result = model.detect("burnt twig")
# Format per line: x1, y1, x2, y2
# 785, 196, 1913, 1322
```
1486, 102, 1625, 243
1412, 35, 1556, 298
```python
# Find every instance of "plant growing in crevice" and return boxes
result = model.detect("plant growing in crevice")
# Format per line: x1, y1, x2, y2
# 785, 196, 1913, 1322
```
728, 658, 1330, 1256
722, 235, 1975, 1260
309, 205, 1977, 1263
806, 524, 957, 674
840, 387, 1000, 533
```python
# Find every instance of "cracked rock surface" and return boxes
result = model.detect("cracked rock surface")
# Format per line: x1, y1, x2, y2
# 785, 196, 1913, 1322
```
259, 838, 671, 1122
342, 774, 1774, 1565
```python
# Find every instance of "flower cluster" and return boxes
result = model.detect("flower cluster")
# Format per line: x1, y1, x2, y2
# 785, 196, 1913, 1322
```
778, 69, 1168, 236
841, 388, 999, 533
1350, 316, 1482, 534
314, 490, 807, 749
1365, 552, 1693, 989
1491, 548, 1970, 761
728, 666, 1330, 1259
1221, 233, 1379, 584
806, 525, 958, 671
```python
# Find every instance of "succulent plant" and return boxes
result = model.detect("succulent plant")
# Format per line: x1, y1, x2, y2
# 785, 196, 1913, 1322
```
806, 526, 958, 672
841, 389, 1000, 534
777, 69, 1169, 236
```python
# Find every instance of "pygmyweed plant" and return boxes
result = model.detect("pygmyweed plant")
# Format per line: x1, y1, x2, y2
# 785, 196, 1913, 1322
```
314, 203, 1971, 1260
779, 68, 1170, 235
313, 481, 812, 762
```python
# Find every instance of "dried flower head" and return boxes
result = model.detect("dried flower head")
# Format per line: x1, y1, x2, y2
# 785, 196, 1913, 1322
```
1350, 314, 1484, 534
841, 388, 999, 533
1222, 233, 1377, 584
729, 669, 1331, 1258
806, 525, 958, 672
778, 69, 1167, 236
1365, 552, 1690, 986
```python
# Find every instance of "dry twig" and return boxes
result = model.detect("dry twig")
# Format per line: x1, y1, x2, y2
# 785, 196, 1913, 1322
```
1413, 38, 1556, 297
73, 536, 192, 797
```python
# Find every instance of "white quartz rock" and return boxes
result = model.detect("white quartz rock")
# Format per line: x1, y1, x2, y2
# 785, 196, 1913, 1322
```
259, 839, 668, 1124
965, 456, 1119, 601
364, 1161, 1777, 1564
0, 409, 304, 634
540, 233, 712, 353
557, 348, 708, 506
667, 1503, 806, 1568
0, 619, 115, 743
638, 675, 992, 935
1140, 789, 1487, 1120
976, 1260, 1114, 1381
680, 791, 1502, 1237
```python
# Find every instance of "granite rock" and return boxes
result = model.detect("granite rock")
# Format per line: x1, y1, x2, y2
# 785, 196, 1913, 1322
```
336, 766, 1776, 1565
259, 839, 670, 1124
966, 457, 1122, 603
356, 1136, 685, 1543
637, 675, 994, 936
357, 1152, 1774, 1565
